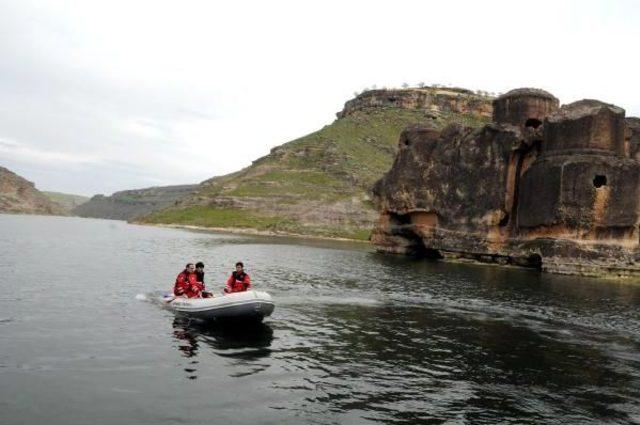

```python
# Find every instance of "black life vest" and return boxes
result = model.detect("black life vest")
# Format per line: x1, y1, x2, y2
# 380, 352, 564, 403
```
231, 271, 248, 290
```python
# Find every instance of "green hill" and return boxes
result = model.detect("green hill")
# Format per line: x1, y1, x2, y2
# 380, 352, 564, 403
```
42, 191, 89, 212
71, 185, 197, 220
140, 87, 493, 240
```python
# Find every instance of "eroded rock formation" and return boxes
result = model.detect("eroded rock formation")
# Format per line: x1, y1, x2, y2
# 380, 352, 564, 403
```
338, 88, 493, 119
373, 88, 640, 277
0, 166, 66, 215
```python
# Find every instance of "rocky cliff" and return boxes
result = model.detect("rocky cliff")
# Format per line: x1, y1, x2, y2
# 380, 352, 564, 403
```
72, 184, 197, 221
338, 87, 493, 119
373, 88, 640, 277
0, 166, 66, 215
140, 87, 493, 240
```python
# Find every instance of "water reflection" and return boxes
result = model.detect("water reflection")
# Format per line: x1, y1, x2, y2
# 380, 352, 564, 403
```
6, 215, 640, 424
171, 317, 274, 379
273, 301, 640, 423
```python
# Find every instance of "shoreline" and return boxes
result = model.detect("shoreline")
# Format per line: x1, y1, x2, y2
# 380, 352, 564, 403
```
139, 223, 639, 281
3, 214, 639, 281
135, 221, 371, 244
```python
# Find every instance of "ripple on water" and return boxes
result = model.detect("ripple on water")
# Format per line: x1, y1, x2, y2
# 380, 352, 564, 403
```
3, 215, 640, 425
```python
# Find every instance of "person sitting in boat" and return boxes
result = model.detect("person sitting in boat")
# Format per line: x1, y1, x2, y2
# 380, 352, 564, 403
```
195, 261, 213, 298
224, 261, 251, 294
174, 263, 204, 298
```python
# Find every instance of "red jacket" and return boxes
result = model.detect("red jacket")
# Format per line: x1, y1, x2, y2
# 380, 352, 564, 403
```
174, 270, 204, 298
225, 272, 251, 293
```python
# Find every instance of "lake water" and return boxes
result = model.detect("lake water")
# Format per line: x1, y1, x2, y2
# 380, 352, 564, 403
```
1, 214, 639, 424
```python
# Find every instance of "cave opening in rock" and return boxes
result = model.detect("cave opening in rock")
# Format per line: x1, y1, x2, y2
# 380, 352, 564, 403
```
527, 254, 542, 270
593, 175, 607, 188
393, 213, 411, 225
525, 118, 542, 129
421, 248, 444, 259
499, 213, 510, 227
404, 234, 443, 260
392, 223, 442, 259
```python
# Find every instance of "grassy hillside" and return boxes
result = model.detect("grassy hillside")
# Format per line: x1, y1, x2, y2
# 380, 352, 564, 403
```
42, 191, 89, 212
141, 91, 492, 240
71, 185, 197, 221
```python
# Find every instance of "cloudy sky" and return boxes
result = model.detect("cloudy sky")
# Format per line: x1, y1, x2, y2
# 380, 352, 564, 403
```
0, 0, 638, 196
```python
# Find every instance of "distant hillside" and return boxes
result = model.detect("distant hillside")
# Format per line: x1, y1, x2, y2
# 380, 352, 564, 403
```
140, 87, 493, 240
0, 166, 66, 215
72, 184, 198, 220
43, 191, 89, 213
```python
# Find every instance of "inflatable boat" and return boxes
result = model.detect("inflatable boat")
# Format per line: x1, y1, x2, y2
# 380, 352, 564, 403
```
161, 290, 275, 322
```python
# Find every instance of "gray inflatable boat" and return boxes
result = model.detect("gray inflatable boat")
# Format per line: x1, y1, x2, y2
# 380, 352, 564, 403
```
162, 290, 275, 321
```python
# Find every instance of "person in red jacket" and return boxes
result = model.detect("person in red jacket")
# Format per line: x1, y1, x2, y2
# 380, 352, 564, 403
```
174, 263, 204, 298
225, 262, 251, 294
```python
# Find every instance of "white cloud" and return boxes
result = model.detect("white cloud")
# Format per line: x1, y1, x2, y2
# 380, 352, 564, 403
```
0, 0, 638, 195
0, 137, 102, 166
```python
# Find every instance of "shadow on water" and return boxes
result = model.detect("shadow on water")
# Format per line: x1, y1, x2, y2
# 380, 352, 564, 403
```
279, 300, 640, 423
171, 317, 274, 379
173, 317, 273, 352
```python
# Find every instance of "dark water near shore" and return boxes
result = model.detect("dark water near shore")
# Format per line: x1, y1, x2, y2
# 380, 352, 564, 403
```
1, 215, 640, 424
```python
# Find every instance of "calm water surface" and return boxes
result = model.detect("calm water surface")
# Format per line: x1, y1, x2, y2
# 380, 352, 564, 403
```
1, 215, 640, 424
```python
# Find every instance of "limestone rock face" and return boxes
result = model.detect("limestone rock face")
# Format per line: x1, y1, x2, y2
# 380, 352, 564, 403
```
544, 100, 626, 155
519, 101, 639, 239
374, 124, 519, 227
338, 88, 493, 119
492, 88, 559, 129
373, 88, 640, 277
0, 166, 65, 215
625, 117, 640, 160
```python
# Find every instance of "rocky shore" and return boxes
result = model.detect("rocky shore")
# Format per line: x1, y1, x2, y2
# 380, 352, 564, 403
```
372, 88, 640, 278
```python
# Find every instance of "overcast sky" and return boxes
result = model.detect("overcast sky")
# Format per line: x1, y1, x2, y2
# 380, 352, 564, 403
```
0, 0, 638, 196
